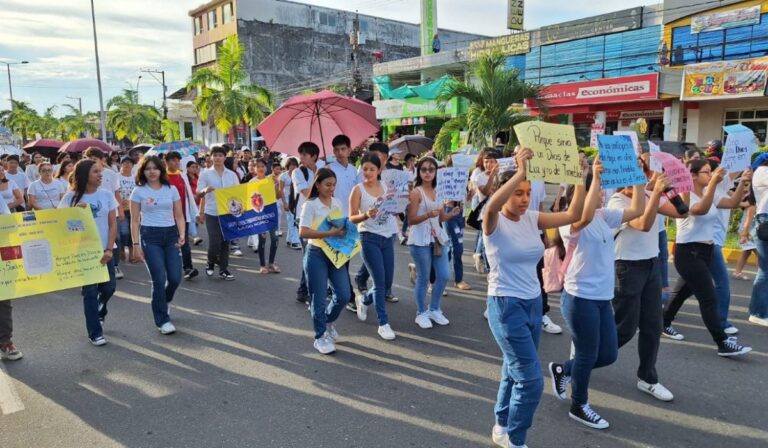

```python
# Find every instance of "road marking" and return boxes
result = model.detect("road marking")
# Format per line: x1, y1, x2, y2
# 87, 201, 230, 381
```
0, 365, 25, 415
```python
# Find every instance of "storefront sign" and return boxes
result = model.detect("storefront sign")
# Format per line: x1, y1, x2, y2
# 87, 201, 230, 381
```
681, 56, 768, 101
541, 74, 659, 107
507, 0, 524, 31
619, 109, 664, 119
691, 5, 761, 34
533, 7, 642, 46
374, 97, 460, 120
421, 0, 438, 56
468, 32, 530, 59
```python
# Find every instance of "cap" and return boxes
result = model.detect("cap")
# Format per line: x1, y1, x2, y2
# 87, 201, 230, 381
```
388, 147, 403, 156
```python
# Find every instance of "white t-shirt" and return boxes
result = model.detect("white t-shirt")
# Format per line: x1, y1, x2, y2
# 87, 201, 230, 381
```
676, 190, 726, 244
279, 172, 292, 203
0, 180, 20, 208
25, 164, 39, 183
485, 210, 544, 299
754, 166, 768, 214
0, 198, 9, 214
100, 168, 119, 194
713, 181, 732, 247
608, 192, 662, 261
328, 161, 360, 216
560, 208, 624, 300
197, 167, 240, 216
28, 179, 67, 210
6, 170, 29, 192
299, 196, 343, 247
130, 184, 180, 227
117, 174, 136, 203
59, 188, 118, 250
291, 166, 316, 222
528, 180, 547, 212
470, 169, 490, 203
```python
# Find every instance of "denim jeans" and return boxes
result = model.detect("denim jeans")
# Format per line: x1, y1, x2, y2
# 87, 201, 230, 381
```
711, 245, 733, 329
750, 214, 768, 318
561, 292, 618, 406
409, 244, 449, 314
285, 210, 301, 245
115, 212, 131, 268
445, 213, 465, 283
487, 295, 543, 447
360, 232, 394, 326
141, 226, 182, 327
81, 258, 116, 340
658, 230, 669, 289
614, 258, 662, 384
258, 228, 278, 266
304, 246, 352, 339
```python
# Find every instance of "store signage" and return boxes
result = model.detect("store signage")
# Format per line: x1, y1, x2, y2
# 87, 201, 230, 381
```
691, 5, 761, 34
541, 74, 659, 107
421, 0, 438, 56
619, 110, 664, 119
681, 56, 768, 101
468, 32, 530, 59
507, 0, 524, 31
374, 97, 459, 120
533, 7, 642, 46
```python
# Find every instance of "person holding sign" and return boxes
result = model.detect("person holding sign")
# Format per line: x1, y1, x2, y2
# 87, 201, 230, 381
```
548, 158, 646, 430
407, 157, 462, 329
299, 168, 353, 355
348, 154, 397, 341
661, 161, 754, 357
59, 160, 118, 347
130, 156, 186, 336
0, 199, 23, 360
248, 158, 281, 274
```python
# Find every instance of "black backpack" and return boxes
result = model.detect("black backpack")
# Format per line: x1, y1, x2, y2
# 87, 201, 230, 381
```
288, 166, 310, 216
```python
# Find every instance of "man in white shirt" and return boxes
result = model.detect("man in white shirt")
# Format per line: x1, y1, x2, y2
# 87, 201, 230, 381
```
5, 155, 29, 210
292, 142, 319, 303
327, 135, 360, 216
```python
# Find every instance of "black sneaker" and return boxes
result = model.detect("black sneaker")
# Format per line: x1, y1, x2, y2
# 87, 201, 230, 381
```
184, 268, 199, 280
205, 263, 215, 276
569, 403, 609, 429
548, 362, 569, 400
385, 294, 399, 303
219, 270, 235, 281
662, 325, 684, 341
296, 293, 309, 304
717, 337, 752, 357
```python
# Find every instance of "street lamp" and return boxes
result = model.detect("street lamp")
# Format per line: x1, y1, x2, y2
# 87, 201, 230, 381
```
90, 0, 107, 142
2, 60, 29, 110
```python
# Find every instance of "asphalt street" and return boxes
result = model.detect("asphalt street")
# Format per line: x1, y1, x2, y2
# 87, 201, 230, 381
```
1, 228, 767, 448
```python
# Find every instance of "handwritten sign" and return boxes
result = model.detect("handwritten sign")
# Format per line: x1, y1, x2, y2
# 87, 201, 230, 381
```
380, 169, 411, 214
513, 121, 583, 184
451, 153, 476, 171
723, 124, 753, 134
312, 209, 361, 269
437, 168, 469, 202
613, 131, 641, 156
722, 128, 757, 172
597, 135, 647, 188
651, 151, 693, 193
648, 141, 663, 172
497, 157, 518, 174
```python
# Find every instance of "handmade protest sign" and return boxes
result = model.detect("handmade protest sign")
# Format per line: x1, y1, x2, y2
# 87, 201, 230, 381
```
497, 157, 518, 174
648, 141, 663, 172
312, 209, 361, 268
215, 178, 278, 241
0, 208, 109, 301
380, 169, 411, 214
451, 154, 476, 171
651, 151, 693, 193
437, 167, 469, 203
613, 131, 642, 156
513, 121, 582, 184
597, 135, 647, 188
723, 123, 753, 135
722, 128, 757, 172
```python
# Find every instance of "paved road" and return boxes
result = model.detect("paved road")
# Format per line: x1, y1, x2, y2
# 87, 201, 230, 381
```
1, 229, 767, 448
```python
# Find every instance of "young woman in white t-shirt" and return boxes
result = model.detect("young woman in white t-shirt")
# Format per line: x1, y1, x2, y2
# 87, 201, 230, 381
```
55, 160, 74, 190
280, 157, 301, 248
0, 165, 23, 211
662, 159, 753, 356
470, 149, 500, 273
248, 158, 281, 274
548, 157, 646, 431
298, 168, 352, 355
28, 162, 65, 210
130, 156, 185, 336
484, 148, 588, 448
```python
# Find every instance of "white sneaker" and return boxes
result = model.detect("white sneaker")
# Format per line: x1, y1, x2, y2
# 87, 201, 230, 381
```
542, 315, 563, 334
415, 312, 433, 329
637, 380, 674, 402
408, 263, 417, 285
313, 334, 336, 354
428, 309, 450, 326
748, 315, 768, 327
89, 336, 107, 346
232, 249, 243, 256
491, 424, 507, 447
355, 293, 367, 322
483, 307, 489, 320
327, 324, 339, 342
158, 322, 176, 335
724, 325, 739, 335
473, 253, 484, 273
114, 266, 124, 279
378, 324, 396, 340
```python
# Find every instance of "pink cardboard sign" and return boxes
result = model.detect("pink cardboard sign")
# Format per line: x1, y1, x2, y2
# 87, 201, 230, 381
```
650, 151, 693, 193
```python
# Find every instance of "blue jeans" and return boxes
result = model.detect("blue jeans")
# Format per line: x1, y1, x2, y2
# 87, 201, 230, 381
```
115, 212, 131, 268
751, 215, 768, 318
487, 295, 543, 447
560, 292, 618, 406
360, 232, 394, 326
304, 246, 352, 339
711, 245, 733, 329
140, 226, 182, 327
409, 244, 449, 314
658, 230, 669, 289
81, 258, 116, 340
445, 213, 465, 283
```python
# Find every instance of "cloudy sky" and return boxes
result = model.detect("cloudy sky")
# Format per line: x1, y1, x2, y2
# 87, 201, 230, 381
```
0, 0, 649, 114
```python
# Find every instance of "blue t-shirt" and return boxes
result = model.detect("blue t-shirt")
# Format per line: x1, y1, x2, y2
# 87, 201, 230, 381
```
130, 184, 180, 227
59, 188, 118, 250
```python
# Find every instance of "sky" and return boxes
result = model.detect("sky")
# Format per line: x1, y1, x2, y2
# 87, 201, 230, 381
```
0, 0, 650, 115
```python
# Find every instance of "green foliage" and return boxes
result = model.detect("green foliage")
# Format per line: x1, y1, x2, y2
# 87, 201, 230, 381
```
581, 146, 598, 159
107, 89, 161, 142
58, 105, 99, 140
433, 116, 467, 159
0, 100, 39, 142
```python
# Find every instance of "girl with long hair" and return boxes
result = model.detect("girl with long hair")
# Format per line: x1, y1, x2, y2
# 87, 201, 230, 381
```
249, 158, 281, 274
0, 165, 23, 211
55, 160, 75, 189
470, 149, 500, 273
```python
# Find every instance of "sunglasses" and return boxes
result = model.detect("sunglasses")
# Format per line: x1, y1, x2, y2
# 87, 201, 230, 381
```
420, 167, 436, 173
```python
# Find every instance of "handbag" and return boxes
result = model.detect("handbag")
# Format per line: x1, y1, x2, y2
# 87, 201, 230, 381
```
432, 239, 443, 257
466, 197, 488, 230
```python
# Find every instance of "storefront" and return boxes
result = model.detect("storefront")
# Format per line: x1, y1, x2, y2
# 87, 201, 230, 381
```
373, 97, 463, 140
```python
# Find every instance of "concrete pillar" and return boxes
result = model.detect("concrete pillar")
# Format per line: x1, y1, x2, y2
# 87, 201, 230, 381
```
663, 100, 685, 142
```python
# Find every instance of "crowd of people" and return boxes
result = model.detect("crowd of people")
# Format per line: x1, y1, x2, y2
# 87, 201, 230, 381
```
0, 135, 767, 448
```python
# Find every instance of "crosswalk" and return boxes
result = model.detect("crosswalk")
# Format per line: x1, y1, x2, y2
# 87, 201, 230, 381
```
0, 365, 24, 415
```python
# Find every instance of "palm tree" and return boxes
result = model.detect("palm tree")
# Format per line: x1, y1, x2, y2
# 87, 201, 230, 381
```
0, 100, 39, 143
187, 35, 274, 142
58, 104, 99, 140
106, 89, 161, 143
32, 106, 61, 139
434, 51, 542, 157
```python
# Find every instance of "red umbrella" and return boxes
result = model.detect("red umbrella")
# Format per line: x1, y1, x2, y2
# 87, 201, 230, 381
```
257, 90, 379, 157
59, 138, 113, 154
23, 139, 64, 151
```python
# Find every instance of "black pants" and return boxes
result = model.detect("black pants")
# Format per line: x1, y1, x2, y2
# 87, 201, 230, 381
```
180, 222, 193, 271
537, 233, 549, 315
0, 300, 12, 344
205, 214, 229, 271
663, 243, 726, 344
614, 258, 662, 384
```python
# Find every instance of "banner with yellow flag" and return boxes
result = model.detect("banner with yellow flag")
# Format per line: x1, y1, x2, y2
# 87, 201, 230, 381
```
0, 208, 109, 301
214, 178, 278, 241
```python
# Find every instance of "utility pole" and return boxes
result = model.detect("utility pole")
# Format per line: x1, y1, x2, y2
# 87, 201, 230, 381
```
66, 96, 82, 114
350, 11, 362, 99
3, 60, 29, 111
90, 0, 107, 142
141, 68, 167, 119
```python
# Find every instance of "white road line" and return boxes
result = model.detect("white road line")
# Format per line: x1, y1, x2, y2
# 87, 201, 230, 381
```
0, 365, 25, 415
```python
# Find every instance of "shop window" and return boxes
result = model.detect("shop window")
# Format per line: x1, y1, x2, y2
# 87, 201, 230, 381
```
741, 111, 755, 119
725, 111, 739, 120
724, 120, 739, 127
756, 110, 768, 119
183, 122, 194, 140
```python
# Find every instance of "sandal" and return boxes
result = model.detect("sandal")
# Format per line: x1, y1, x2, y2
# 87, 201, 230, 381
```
258, 267, 269, 274
732, 272, 750, 281
455, 281, 472, 290
268, 264, 281, 274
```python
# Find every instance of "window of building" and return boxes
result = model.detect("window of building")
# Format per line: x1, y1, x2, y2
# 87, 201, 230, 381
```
194, 16, 203, 35
208, 9, 217, 30
222, 2, 233, 24
723, 108, 768, 144
670, 13, 768, 65
319, 11, 337, 27
195, 43, 217, 65
183, 122, 194, 140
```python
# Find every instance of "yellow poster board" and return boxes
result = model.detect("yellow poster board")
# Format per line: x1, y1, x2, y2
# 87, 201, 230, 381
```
514, 121, 583, 184
311, 208, 361, 269
0, 208, 109, 301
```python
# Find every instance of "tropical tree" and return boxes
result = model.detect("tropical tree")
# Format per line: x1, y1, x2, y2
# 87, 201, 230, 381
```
0, 100, 39, 143
106, 89, 161, 142
434, 51, 542, 157
58, 104, 99, 140
32, 106, 61, 139
160, 119, 181, 142
187, 35, 274, 142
